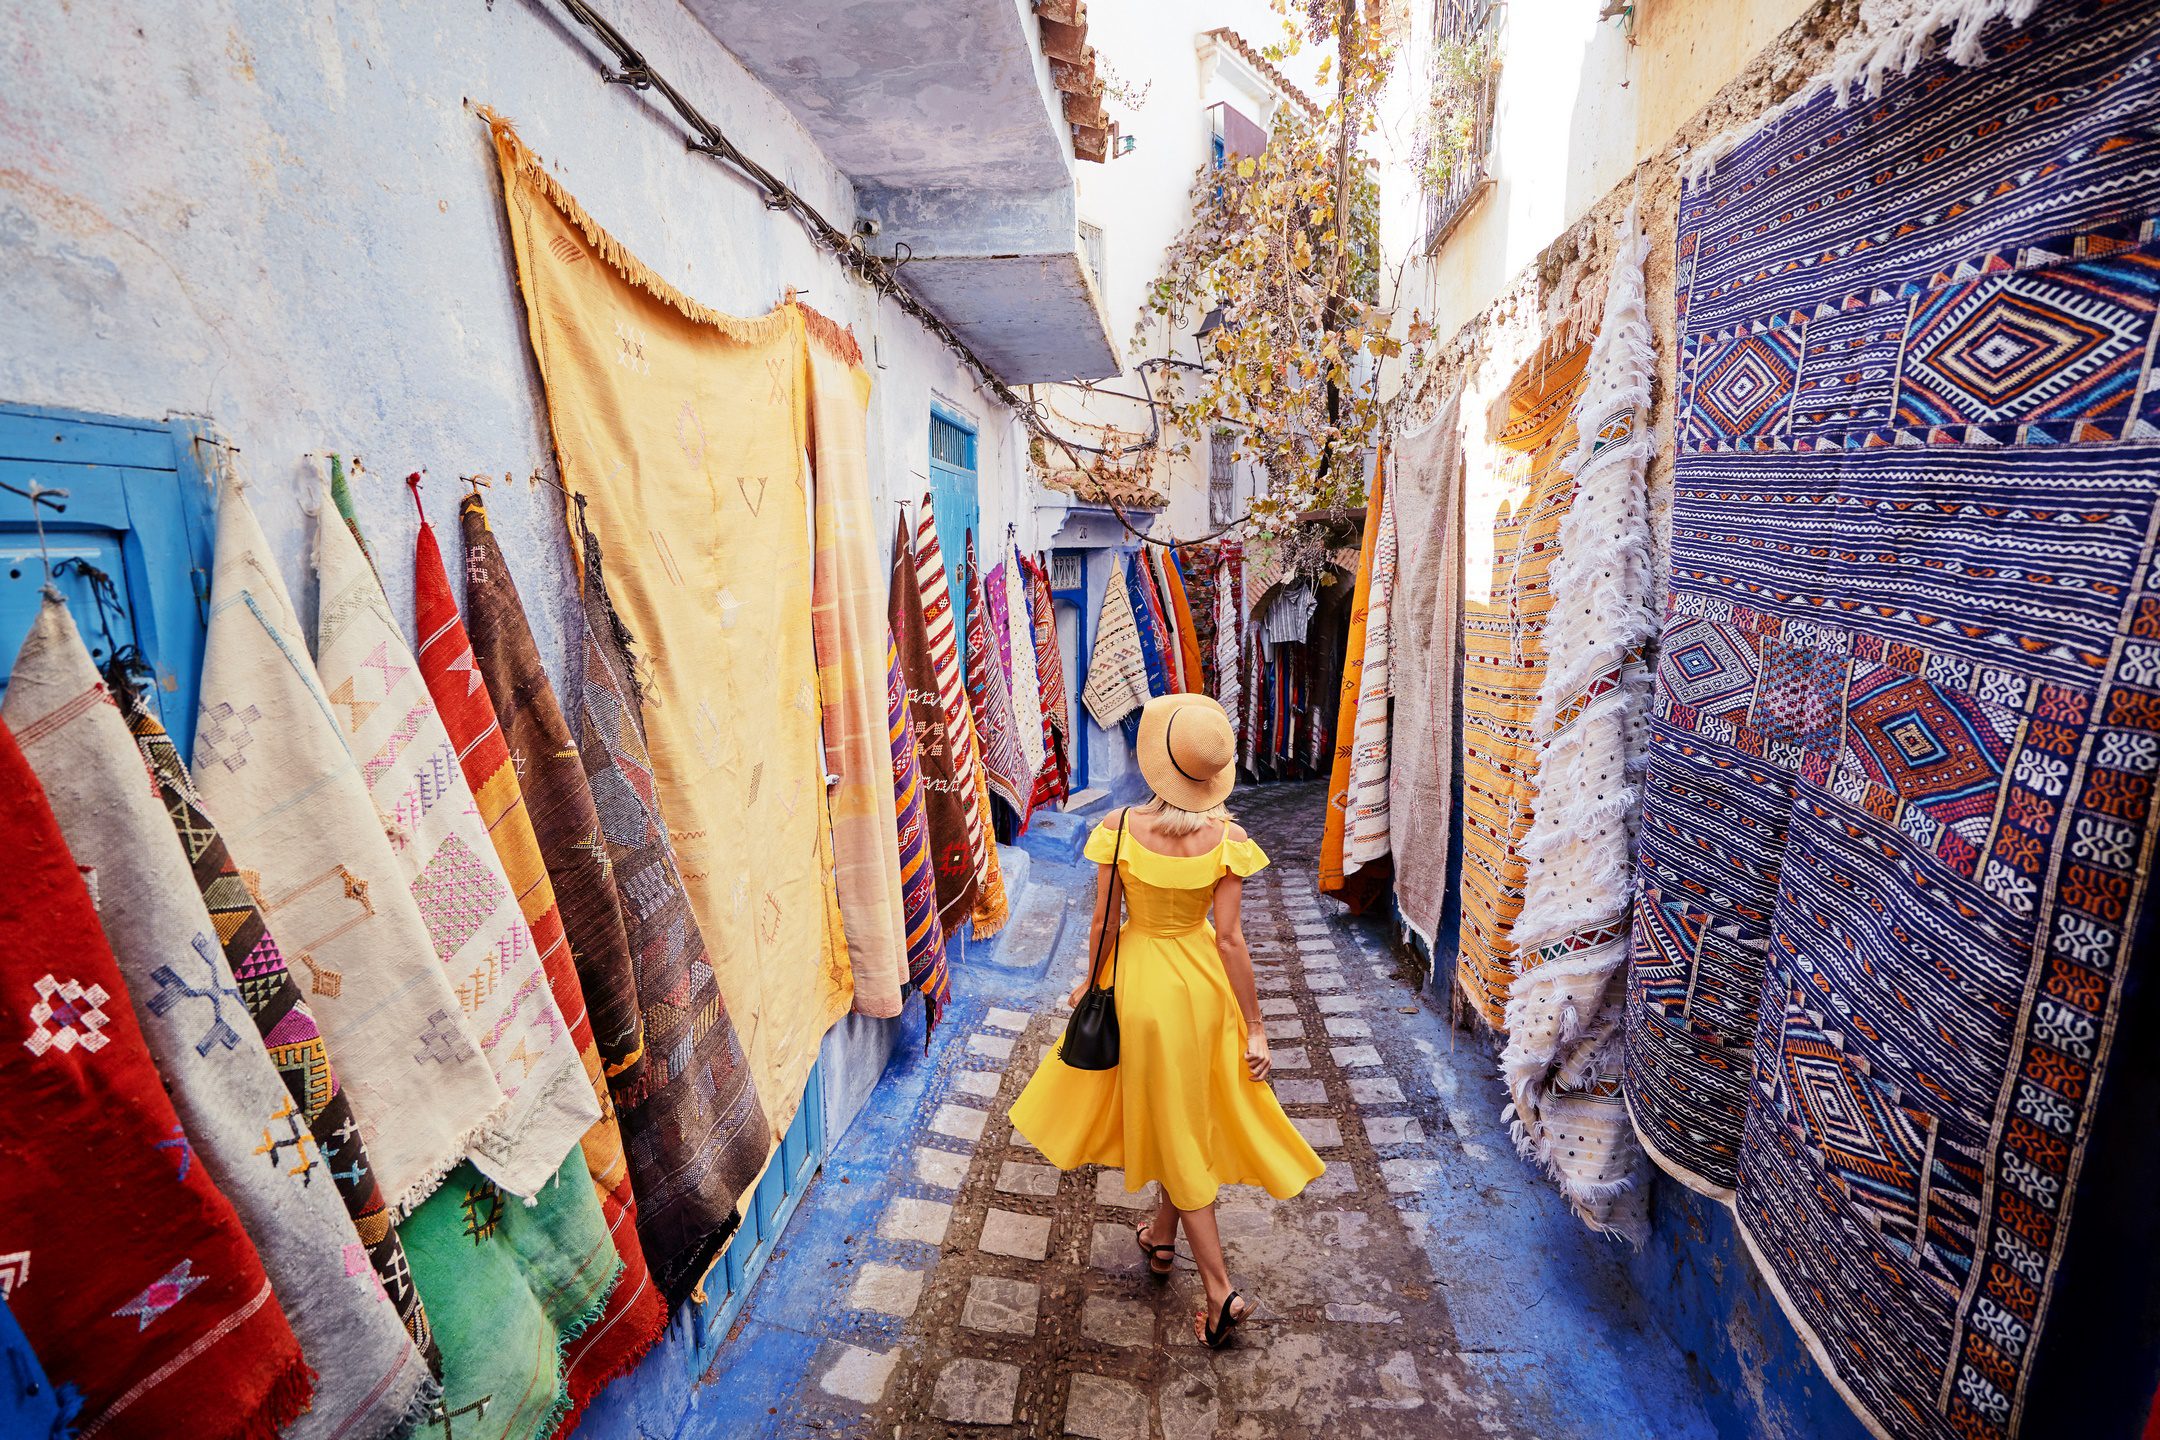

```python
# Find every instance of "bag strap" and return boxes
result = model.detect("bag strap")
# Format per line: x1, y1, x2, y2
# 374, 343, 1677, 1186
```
1090, 811, 1129, 991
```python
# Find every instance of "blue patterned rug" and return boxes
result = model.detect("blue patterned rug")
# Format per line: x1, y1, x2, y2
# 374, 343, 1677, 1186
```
1623, 5, 2160, 1437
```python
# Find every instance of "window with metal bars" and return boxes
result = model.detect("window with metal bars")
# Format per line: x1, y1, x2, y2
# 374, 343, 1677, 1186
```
1420, 0, 1500, 257
1208, 429, 1239, 527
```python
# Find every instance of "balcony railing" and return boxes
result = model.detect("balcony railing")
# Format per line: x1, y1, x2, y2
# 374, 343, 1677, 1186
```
1419, 0, 1499, 256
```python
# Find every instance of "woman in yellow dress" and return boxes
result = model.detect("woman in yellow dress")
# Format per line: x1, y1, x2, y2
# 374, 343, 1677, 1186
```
1010, 693, 1324, 1348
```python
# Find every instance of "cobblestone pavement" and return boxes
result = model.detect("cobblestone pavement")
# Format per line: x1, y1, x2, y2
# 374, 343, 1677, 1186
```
693, 784, 1716, 1439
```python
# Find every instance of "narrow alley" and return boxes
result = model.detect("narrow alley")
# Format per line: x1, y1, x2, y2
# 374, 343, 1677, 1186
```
692, 785, 1712, 1440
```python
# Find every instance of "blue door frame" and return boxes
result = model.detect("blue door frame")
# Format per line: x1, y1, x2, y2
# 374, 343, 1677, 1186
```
926, 406, 978, 621
688, 1061, 826, 1362
1050, 548, 1091, 794
0, 404, 218, 754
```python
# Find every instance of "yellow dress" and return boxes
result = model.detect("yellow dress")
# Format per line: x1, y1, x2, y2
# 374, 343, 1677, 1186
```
1009, 822, 1325, 1211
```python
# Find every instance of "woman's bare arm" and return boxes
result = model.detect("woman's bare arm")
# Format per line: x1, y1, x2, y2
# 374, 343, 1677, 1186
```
1069, 810, 1124, 1003
1210, 826, 1268, 1079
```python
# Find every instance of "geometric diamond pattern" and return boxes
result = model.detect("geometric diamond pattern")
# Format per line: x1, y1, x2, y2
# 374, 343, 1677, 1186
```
409, 834, 507, 961
1683, 324, 1802, 449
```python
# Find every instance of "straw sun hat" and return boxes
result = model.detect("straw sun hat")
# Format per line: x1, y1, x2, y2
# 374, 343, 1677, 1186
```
1135, 694, 1238, 812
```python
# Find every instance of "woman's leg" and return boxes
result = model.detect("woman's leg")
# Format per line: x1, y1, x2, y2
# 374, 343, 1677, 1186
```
1144, 1188, 1179, 1250
1178, 1202, 1248, 1334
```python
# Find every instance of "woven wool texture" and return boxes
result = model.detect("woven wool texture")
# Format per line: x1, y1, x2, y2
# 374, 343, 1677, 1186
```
7, 600, 426, 1440
914, 493, 992, 885
0, 714, 311, 1440
456, 497, 669, 1415
1501, 213, 1657, 1241
1625, 7, 2160, 1434
886, 631, 952, 1025
194, 482, 504, 1217
1321, 460, 1390, 909
1385, 397, 1465, 944
113, 673, 441, 1376
805, 332, 911, 1017
1456, 344, 1589, 1028
1081, 563, 1152, 730
966, 534, 1035, 817
892, 516, 979, 930
998, 543, 1050, 779
1345, 463, 1398, 871
1024, 557, 1071, 815
317, 492, 596, 1200
573, 515, 771, 1303
488, 112, 850, 1143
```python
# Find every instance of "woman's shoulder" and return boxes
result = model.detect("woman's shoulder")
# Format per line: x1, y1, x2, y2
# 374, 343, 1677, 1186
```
1222, 821, 1249, 844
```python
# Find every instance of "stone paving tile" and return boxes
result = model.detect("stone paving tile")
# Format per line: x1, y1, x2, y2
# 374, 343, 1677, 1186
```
911, 1147, 969, 1190
1256, 976, 1292, 993
966, 1032, 1016, 1061
1270, 1045, 1310, 1070
819, 1342, 899, 1404
1331, 1042, 1382, 1066
846, 1261, 925, 1317
879, 1196, 953, 1245
1365, 1115, 1426, 1146
1262, 1018, 1303, 1042
1079, 1293, 1154, 1348
1258, 996, 1298, 1016
983, 1006, 1031, 1032
1094, 1170, 1155, 1210
931, 1357, 1020, 1424
1315, 992, 1364, 1013
978, 1207, 1052, 1260
929, 1102, 989, 1141
995, 1159, 1061, 1197
1348, 1075, 1406, 1106
1291, 1115, 1343, 1149
960, 1274, 1040, 1335
1271, 1077, 1328, 1105
1323, 1015, 1372, 1039
1064, 1372, 1149, 1440
952, 1069, 1003, 1099
1306, 970, 1346, 991
1088, 1221, 1145, 1275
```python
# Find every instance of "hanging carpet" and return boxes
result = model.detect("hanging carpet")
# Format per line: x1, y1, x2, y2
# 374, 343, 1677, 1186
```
892, 515, 979, 930
998, 543, 1050, 780
571, 511, 770, 1304
1345, 460, 1398, 874
1024, 556, 1071, 814
7, 599, 427, 1440
0, 714, 311, 1440
317, 488, 596, 1200
1624, 7, 2160, 1436
886, 631, 952, 1026
1161, 549, 1206, 697
1456, 342, 1589, 1029
1386, 396, 1465, 945
1320, 455, 1393, 912
1130, 552, 1174, 704
192, 481, 504, 1218
112, 666, 440, 1377
458, 496, 669, 1414
486, 110, 850, 1143
804, 324, 912, 1019
1081, 562, 1153, 730
1502, 212, 1657, 1241
914, 493, 992, 886
966, 533, 1036, 818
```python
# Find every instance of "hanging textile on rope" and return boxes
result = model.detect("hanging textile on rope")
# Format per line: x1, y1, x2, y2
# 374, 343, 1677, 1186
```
485, 109, 850, 1143
1081, 562, 1153, 730
886, 631, 952, 1025
966, 533, 1035, 818
408, 499, 651, 1426
998, 541, 1050, 779
1345, 462, 1398, 874
7, 599, 428, 1440
571, 511, 770, 1304
804, 323, 912, 1018
1129, 552, 1174, 703
1024, 556, 1071, 814
965, 723, 1010, 941
319, 489, 596, 1199
914, 493, 993, 884
1627, 8, 2160, 1435
1319, 454, 1391, 912
458, 497, 670, 1414
193, 481, 504, 1218
1502, 212, 1657, 1241
1161, 550, 1207, 698
1387, 395, 1465, 945
891, 515, 979, 928
112, 667, 439, 1374
1456, 342, 1590, 1029
0, 715, 312, 1440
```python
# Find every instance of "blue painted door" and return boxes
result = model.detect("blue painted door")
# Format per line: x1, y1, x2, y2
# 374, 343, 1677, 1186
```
927, 408, 979, 622
0, 405, 217, 754
691, 1060, 827, 1360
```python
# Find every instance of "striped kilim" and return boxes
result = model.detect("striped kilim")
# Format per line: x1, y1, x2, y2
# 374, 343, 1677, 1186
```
1024, 557, 1070, 816
892, 517, 977, 929
1624, 7, 2160, 1436
1456, 342, 1589, 1028
1081, 562, 1152, 730
966, 534, 1034, 817
887, 632, 950, 1027
914, 493, 990, 882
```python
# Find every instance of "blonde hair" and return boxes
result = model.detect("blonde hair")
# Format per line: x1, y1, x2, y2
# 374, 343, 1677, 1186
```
1140, 793, 1233, 837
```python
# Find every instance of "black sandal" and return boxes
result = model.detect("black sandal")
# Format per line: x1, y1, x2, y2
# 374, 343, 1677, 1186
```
1133, 1222, 1176, 1277
1198, 1290, 1249, 1349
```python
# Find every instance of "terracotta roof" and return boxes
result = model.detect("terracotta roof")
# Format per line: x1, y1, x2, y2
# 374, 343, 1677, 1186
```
1202, 27, 1323, 122
1037, 0, 1110, 162
1038, 467, 1167, 511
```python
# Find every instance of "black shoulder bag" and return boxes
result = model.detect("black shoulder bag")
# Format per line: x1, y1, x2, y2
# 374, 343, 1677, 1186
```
1059, 813, 1127, 1071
